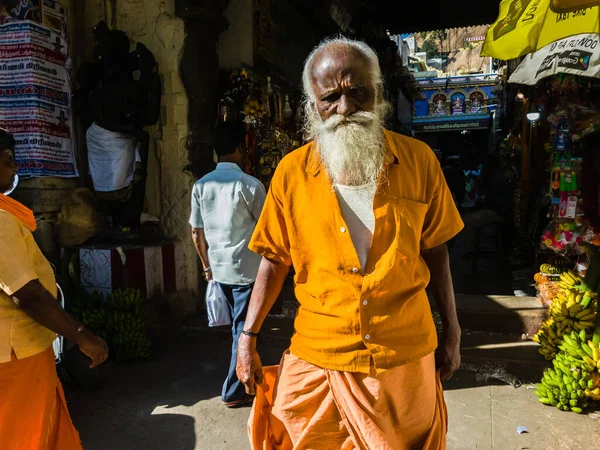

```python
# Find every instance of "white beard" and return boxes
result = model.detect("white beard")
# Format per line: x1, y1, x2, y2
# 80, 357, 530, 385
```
310, 109, 387, 186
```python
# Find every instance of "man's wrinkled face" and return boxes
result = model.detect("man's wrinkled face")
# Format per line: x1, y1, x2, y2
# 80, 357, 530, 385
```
310, 46, 377, 122
305, 44, 387, 187
0, 149, 18, 194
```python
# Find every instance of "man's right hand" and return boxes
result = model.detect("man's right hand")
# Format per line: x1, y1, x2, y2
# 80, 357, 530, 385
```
77, 329, 109, 368
236, 334, 263, 395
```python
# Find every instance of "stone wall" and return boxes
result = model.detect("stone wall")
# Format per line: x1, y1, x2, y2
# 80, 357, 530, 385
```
77, 0, 200, 315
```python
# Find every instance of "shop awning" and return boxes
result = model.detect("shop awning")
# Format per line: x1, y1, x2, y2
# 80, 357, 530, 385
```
412, 113, 491, 133
509, 33, 600, 85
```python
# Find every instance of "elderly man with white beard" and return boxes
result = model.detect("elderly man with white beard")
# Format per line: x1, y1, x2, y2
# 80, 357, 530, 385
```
237, 37, 464, 450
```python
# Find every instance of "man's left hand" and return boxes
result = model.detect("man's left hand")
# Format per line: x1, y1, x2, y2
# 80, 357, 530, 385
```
436, 332, 461, 381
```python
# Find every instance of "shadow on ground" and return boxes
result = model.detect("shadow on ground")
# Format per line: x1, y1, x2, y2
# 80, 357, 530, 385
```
65, 336, 284, 450
64, 333, 599, 450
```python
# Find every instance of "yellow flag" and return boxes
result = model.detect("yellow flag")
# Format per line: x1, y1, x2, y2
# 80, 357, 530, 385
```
538, 6, 600, 49
481, 0, 551, 60
481, 0, 600, 60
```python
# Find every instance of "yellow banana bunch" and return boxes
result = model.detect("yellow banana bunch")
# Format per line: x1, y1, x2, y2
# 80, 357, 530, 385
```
586, 340, 600, 369
533, 317, 561, 359
547, 286, 597, 335
557, 270, 583, 290
540, 263, 562, 275
584, 372, 600, 399
535, 273, 597, 359
585, 387, 600, 399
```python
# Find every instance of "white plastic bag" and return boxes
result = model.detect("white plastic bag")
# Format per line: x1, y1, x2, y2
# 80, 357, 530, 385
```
206, 280, 231, 327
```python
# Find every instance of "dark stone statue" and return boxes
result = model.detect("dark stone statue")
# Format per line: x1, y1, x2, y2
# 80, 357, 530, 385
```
73, 21, 161, 231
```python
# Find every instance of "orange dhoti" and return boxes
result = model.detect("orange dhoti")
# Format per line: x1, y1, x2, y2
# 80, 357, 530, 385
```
249, 352, 446, 450
0, 347, 83, 450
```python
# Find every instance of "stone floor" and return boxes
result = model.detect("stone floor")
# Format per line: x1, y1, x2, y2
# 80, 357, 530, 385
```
65, 335, 600, 450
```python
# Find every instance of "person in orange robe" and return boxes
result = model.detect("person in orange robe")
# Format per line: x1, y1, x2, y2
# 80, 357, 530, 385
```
236, 38, 464, 449
0, 128, 109, 450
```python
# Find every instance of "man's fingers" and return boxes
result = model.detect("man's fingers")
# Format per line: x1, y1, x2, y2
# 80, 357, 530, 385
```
255, 368, 264, 386
245, 376, 256, 395
440, 363, 458, 381
440, 368, 451, 381
89, 355, 100, 369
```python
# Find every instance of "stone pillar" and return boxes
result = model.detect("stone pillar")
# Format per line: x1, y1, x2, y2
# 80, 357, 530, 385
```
175, 0, 230, 180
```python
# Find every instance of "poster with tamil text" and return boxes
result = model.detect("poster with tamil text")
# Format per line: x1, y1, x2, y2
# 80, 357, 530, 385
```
0, 20, 77, 177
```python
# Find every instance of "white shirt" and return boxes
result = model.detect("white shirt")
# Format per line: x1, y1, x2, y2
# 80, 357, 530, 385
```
190, 163, 266, 285
334, 183, 377, 271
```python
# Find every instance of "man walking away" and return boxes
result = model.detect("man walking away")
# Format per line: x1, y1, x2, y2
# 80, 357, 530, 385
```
190, 121, 266, 408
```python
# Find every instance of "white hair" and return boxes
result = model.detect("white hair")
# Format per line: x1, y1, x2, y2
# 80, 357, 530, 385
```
301, 36, 384, 103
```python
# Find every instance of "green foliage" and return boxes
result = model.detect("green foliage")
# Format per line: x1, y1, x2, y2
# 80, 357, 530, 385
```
421, 38, 438, 58
431, 30, 448, 42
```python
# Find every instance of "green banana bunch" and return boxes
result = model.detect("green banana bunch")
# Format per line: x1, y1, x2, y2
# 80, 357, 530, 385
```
555, 330, 600, 402
536, 348, 593, 413
73, 287, 152, 363
108, 288, 145, 312
559, 330, 600, 371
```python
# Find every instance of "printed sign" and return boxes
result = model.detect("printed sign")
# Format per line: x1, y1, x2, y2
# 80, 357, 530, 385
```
413, 118, 490, 132
0, 20, 77, 177
509, 33, 600, 85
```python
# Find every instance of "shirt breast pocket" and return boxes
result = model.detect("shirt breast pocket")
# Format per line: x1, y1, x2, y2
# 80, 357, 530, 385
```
394, 199, 429, 258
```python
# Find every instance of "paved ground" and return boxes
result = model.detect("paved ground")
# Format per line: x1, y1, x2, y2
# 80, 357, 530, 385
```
65, 335, 600, 450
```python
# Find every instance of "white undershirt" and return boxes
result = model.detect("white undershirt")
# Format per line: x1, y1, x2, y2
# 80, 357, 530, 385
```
334, 183, 377, 271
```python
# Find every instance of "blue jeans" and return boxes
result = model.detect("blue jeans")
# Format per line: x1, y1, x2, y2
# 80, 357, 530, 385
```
218, 282, 253, 403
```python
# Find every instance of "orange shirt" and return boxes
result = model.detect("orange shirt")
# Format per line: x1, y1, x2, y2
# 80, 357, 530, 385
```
249, 130, 464, 373
0, 210, 57, 363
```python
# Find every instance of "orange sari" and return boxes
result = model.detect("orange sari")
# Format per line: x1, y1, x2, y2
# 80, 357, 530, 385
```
249, 352, 447, 450
0, 347, 82, 450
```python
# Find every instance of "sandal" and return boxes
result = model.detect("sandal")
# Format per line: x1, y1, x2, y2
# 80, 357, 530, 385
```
222, 395, 255, 409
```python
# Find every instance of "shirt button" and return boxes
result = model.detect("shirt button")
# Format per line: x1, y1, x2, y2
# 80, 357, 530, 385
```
352, 267, 359, 273
340, 227, 346, 233
363, 300, 368, 305
365, 334, 371, 340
